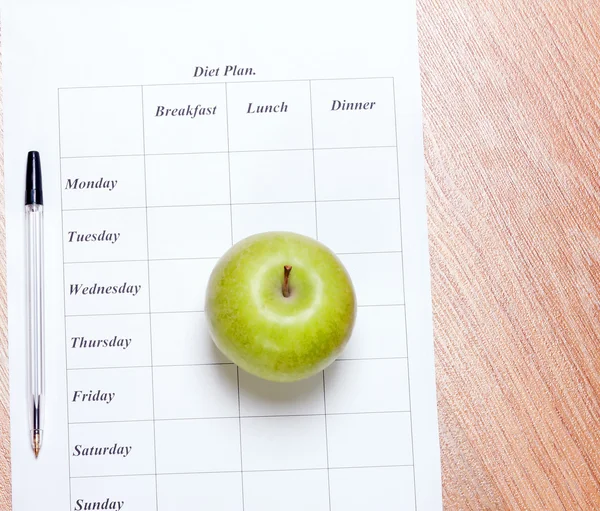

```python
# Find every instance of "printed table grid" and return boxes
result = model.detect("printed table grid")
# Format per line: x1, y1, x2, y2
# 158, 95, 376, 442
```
58, 77, 417, 511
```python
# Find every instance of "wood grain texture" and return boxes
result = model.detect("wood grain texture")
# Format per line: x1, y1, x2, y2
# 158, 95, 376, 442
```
418, 0, 600, 508
1, 1, 600, 509
0, 36, 10, 509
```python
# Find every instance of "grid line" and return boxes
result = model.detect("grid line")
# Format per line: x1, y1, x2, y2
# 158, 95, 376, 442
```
224, 81, 247, 511
69, 463, 413, 480
61, 197, 402, 213
309, 79, 332, 511
58, 76, 394, 91
67, 362, 235, 371
60, 145, 396, 159
63, 250, 402, 266
57, 87, 74, 511
140, 85, 161, 511
64, 303, 406, 318
68, 410, 411, 426
65, 356, 408, 372
392, 77, 419, 508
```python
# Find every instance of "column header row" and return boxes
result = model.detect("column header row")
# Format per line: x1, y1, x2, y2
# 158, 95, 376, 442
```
59, 79, 397, 157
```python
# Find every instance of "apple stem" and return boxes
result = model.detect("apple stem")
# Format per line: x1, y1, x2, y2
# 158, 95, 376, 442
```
283, 265, 292, 298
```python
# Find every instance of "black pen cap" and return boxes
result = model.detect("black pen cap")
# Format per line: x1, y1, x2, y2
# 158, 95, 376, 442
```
25, 151, 43, 205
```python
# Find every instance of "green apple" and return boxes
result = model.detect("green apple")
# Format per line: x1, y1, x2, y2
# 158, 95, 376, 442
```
205, 231, 357, 382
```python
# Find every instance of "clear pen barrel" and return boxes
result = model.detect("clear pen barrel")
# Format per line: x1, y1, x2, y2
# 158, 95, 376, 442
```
26, 204, 45, 435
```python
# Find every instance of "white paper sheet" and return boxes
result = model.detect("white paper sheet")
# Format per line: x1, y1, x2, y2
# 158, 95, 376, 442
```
2, 2, 442, 509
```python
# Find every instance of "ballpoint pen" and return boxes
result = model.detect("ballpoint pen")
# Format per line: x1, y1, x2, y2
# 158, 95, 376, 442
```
25, 151, 45, 458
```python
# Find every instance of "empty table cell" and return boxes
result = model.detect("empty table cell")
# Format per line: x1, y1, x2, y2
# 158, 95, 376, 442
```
59, 87, 144, 158
232, 202, 316, 243
153, 365, 239, 420
340, 305, 407, 360
227, 81, 312, 151
314, 147, 399, 201
330, 466, 415, 511
157, 473, 243, 511
239, 370, 325, 417
241, 415, 328, 471
337, 253, 404, 306
244, 470, 330, 511
145, 153, 231, 207
154, 418, 241, 474
230, 150, 315, 204
324, 359, 410, 414
327, 412, 413, 468
151, 312, 229, 366
147, 205, 232, 260
316, 199, 402, 254
149, 259, 217, 313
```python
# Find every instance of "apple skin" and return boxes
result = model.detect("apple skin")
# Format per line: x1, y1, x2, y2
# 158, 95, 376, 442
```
205, 231, 357, 382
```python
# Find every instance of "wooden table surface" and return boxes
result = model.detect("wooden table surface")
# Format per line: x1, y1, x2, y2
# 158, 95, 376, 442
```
2, 1, 600, 509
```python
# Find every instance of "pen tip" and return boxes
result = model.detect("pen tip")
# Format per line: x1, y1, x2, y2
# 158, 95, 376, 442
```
33, 433, 40, 458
